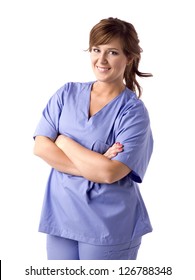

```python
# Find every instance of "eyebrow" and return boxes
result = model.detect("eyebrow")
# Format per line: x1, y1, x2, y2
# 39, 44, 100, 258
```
94, 46, 120, 51
107, 48, 119, 51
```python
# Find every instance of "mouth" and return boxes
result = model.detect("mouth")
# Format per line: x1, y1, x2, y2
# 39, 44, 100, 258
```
96, 66, 111, 72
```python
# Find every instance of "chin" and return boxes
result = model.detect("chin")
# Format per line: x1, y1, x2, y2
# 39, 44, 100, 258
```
95, 75, 111, 82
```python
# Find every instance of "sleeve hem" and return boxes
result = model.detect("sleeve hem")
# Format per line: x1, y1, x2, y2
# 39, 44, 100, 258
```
129, 170, 142, 183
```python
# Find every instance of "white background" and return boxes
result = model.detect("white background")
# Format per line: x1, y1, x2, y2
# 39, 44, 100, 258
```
0, 0, 194, 278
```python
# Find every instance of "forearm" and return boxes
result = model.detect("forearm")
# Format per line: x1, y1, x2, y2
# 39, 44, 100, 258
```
33, 136, 81, 176
56, 136, 130, 183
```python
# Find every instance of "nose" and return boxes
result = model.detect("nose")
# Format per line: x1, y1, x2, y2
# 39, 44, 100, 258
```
98, 52, 108, 64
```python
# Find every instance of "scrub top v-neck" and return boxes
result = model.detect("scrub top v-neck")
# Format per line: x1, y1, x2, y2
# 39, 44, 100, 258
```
33, 81, 153, 245
86, 83, 126, 121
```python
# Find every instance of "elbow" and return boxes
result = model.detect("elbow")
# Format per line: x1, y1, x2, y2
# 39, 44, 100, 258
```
100, 162, 131, 184
104, 177, 118, 184
33, 136, 46, 157
102, 170, 118, 184
33, 142, 41, 157
87, 169, 116, 184
104, 178, 116, 184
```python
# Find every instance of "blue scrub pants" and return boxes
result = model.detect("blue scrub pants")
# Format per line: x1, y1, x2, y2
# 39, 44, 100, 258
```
47, 235, 141, 260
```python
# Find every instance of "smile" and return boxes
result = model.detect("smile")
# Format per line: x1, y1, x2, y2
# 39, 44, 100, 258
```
97, 66, 111, 72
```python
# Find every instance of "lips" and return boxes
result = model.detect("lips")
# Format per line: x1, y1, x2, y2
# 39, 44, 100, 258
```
97, 66, 111, 72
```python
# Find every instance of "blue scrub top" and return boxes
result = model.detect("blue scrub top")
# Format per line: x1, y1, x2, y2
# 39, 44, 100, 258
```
33, 81, 153, 245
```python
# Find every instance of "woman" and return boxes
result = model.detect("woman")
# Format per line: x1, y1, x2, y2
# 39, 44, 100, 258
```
33, 17, 153, 260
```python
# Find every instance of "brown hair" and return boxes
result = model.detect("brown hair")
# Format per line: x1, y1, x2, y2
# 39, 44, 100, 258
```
89, 17, 152, 98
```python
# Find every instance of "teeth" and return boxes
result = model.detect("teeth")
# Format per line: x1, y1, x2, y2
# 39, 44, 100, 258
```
97, 67, 110, 72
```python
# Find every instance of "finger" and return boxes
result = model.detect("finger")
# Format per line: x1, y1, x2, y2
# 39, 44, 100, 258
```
107, 146, 123, 156
115, 142, 123, 147
103, 143, 123, 158
107, 152, 118, 159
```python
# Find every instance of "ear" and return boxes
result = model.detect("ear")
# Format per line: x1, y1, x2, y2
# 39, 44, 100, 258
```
126, 57, 134, 65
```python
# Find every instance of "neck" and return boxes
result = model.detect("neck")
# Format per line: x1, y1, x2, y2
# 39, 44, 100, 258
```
92, 81, 126, 97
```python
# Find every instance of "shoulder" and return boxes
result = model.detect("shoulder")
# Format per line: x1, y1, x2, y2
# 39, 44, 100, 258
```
57, 81, 93, 95
115, 88, 151, 130
122, 88, 149, 117
52, 81, 93, 103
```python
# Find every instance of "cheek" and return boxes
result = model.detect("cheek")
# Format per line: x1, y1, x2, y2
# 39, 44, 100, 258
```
90, 56, 97, 67
114, 61, 127, 72
90, 52, 97, 61
112, 56, 127, 67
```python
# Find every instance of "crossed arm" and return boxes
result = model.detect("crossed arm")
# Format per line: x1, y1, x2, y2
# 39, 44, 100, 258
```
33, 135, 131, 184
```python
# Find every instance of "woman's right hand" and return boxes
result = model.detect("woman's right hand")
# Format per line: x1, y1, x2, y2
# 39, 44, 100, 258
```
103, 142, 123, 159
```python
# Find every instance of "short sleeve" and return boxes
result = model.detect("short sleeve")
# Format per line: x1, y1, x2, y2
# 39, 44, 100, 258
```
33, 86, 64, 140
113, 100, 153, 183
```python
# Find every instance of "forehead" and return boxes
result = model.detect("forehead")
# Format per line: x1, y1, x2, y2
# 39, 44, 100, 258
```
94, 37, 123, 50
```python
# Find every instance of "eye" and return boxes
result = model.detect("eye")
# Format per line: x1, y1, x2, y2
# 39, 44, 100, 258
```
92, 48, 100, 53
109, 50, 119, 56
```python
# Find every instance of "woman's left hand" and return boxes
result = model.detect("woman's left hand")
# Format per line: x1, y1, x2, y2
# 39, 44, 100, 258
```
103, 142, 123, 159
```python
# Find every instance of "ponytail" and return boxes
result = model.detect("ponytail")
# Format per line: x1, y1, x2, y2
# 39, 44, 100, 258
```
124, 59, 153, 98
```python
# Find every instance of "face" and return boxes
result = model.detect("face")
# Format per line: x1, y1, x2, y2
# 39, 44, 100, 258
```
90, 37, 129, 85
